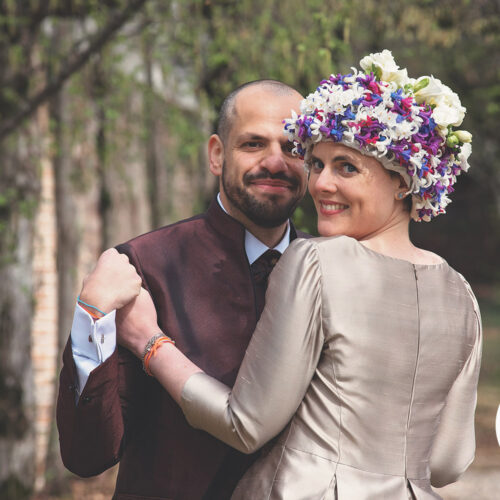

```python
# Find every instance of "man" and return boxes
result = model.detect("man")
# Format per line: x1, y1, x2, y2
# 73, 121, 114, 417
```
57, 80, 309, 499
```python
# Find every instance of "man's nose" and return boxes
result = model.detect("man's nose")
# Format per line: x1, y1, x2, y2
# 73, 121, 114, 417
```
260, 144, 288, 173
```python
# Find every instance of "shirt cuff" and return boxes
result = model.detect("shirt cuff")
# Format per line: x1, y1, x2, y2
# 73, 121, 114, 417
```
71, 303, 117, 391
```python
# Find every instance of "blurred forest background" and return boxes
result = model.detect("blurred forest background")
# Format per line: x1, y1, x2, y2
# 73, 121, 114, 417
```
0, 0, 498, 499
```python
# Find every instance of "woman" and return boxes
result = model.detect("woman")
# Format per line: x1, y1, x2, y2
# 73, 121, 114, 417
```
118, 51, 481, 499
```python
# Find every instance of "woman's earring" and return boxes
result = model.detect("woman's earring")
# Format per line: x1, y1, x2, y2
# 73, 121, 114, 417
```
396, 191, 405, 200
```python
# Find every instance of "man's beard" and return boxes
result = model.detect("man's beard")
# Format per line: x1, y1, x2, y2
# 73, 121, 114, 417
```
221, 164, 302, 228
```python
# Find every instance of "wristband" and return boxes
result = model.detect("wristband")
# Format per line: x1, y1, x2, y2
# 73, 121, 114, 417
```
77, 295, 107, 317
142, 333, 175, 376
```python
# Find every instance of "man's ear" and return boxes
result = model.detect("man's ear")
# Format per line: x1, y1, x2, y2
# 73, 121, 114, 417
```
208, 134, 224, 176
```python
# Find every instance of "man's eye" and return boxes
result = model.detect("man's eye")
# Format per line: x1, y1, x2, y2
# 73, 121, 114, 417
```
310, 158, 324, 170
283, 141, 295, 153
245, 141, 262, 148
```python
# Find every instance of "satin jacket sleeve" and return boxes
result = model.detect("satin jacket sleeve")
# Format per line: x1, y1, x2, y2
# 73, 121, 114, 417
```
180, 239, 324, 453
430, 281, 482, 487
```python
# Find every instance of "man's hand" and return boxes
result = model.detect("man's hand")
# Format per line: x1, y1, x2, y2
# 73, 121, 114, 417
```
79, 248, 142, 314
116, 287, 160, 358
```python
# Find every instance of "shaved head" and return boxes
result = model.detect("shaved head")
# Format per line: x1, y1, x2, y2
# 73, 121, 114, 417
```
217, 80, 301, 145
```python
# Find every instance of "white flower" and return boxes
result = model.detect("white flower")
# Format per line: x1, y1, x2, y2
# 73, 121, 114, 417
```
342, 130, 355, 143
412, 76, 442, 103
455, 130, 472, 143
359, 49, 409, 86
374, 136, 391, 153
457, 142, 472, 171
413, 75, 466, 129
433, 100, 466, 130
301, 93, 323, 114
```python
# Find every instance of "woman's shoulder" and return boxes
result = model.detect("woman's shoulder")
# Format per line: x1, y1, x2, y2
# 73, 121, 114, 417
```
290, 235, 354, 252
286, 235, 360, 265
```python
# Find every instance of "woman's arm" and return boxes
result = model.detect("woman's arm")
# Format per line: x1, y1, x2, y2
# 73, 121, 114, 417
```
429, 285, 482, 487
115, 286, 203, 403
117, 239, 324, 453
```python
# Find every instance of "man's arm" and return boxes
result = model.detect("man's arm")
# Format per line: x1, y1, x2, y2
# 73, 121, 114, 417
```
57, 248, 143, 476
70, 248, 143, 393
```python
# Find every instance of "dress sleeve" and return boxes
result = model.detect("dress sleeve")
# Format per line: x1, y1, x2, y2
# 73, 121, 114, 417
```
430, 282, 483, 487
180, 239, 324, 453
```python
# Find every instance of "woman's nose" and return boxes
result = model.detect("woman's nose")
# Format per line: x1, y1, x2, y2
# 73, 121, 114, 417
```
313, 168, 338, 193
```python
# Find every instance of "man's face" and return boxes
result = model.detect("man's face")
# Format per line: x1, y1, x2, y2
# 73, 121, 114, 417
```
220, 88, 307, 228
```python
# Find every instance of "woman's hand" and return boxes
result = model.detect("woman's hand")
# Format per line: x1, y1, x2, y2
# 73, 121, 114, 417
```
117, 287, 202, 404
116, 287, 160, 358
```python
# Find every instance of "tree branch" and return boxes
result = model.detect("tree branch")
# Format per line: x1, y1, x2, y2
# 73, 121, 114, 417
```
0, 0, 149, 142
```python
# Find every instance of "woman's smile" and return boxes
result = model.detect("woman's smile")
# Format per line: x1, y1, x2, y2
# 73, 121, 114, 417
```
308, 142, 405, 239
318, 200, 349, 215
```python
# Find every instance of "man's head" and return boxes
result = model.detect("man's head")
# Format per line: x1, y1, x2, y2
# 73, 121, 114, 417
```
209, 80, 307, 230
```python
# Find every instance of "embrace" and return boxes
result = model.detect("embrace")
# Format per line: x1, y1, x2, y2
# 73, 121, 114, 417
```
57, 51, 481, 500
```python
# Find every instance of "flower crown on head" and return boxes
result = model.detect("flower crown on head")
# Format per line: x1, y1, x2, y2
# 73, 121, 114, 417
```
284, 50, 472, 222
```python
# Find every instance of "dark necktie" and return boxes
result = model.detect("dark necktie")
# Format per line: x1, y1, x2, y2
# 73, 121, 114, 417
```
250, 249, 281, 318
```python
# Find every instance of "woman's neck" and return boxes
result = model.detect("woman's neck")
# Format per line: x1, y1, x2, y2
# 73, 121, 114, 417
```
359, 218, 443, 265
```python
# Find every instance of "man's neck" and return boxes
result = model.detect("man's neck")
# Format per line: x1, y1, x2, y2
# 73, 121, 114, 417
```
217, 192, 289, 248
244, 222, 288, 249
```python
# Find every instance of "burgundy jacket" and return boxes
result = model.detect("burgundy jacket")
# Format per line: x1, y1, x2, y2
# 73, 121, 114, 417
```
57, 199, 309, 500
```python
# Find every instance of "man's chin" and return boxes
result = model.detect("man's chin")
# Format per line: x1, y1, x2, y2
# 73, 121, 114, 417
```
223, 181, 301, 227
250, 190, 298, 207
244, 201, 299, 228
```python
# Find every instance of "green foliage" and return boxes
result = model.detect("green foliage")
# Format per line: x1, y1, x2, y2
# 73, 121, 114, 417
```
153, 0, 353, 111
0, 0, 498, 282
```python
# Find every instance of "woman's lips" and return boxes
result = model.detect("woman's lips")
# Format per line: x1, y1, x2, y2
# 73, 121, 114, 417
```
319, 201, 349, 215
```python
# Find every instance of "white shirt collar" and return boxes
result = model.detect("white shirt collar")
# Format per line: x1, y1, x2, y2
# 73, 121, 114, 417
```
217, 193, 291, 265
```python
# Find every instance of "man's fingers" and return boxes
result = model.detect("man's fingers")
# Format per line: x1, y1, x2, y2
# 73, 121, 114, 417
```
101, 247, 119, 258
79, 248, 142, 312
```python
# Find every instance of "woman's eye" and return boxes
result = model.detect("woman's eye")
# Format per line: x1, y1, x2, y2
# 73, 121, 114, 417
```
341, 163, 357, 174
310, 158, 324, 170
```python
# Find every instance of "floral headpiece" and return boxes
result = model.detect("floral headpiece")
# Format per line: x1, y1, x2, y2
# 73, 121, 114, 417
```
284, 50, 472, 221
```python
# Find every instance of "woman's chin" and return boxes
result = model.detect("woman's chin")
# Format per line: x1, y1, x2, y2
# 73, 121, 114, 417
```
317, 224, 345, 238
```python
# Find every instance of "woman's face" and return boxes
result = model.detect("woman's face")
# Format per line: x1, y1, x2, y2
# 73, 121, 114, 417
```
308, 142, 407, 239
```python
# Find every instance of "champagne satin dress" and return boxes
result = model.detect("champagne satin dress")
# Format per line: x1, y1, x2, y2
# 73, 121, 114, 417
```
180, 236, 482, 499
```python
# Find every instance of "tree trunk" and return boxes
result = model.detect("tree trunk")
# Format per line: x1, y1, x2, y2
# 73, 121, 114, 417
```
143, 31, 162, 229
91, 57, 114, 251
44, 26, 80, 491
0, 132, 40, 499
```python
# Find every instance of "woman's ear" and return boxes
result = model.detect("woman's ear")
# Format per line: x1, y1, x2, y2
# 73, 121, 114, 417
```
394, 174, 412, 212
388, 171, 408, 191
398, 175, 409, 190
208, 134, 224, 176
